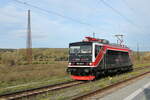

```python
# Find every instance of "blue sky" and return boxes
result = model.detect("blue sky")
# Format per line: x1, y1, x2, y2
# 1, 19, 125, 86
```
0, 0, 150, 51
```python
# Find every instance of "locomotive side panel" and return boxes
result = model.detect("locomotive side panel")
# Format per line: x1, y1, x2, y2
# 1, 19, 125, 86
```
96, 50, 132, 72
98, 50, 132, 69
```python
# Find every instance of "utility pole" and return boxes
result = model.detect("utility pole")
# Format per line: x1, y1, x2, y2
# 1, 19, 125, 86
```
115, 34, 124, 46
137, 43, 140, 61
26, 10, 32, 64
93, 32, 96, 38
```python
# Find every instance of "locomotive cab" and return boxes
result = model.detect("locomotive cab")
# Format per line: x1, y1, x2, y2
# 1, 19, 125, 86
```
67, 42, 94, 77
67, 37, 105, 80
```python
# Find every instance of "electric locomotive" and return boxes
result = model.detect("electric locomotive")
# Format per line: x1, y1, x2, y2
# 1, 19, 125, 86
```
67, 37, 133, 80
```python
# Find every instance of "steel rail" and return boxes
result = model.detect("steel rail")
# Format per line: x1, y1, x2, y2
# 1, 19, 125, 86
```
72, 70, 150, 100
0, 80, 85, 100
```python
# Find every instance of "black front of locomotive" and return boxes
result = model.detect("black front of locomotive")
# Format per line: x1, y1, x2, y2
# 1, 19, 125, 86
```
67, 42, 94, 76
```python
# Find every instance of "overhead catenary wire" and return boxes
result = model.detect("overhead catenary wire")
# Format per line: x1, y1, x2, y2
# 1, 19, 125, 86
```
121, 0, 135, 13
121, 0, 140, 17
13, 0, 140, 37
13, 0, 93, 27
98, 0, 141, 29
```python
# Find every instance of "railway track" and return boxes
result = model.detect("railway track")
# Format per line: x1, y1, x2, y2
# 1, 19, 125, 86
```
0, 66, 149, 100
0, 80, 86, 100
72, 70, 150, 100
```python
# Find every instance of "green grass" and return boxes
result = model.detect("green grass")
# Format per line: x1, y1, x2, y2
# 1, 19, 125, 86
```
0, 61, 70, 94
134, 62, 150, 68
35, 67, 150, 100
1, 63, 149, 97
0, 76, 72, 95
0, 61, 150, 96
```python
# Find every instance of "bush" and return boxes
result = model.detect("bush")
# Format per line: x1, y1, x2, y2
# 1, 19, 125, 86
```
1, 52, 17, 66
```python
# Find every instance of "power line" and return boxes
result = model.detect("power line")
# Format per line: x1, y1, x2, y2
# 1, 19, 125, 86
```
13, 0, 93, 27
121, 0, 138, 16
13, 0, 109, 37
98, 0, 140, 29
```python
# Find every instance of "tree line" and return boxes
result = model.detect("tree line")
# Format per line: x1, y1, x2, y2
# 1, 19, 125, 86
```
0, 48, 68, 66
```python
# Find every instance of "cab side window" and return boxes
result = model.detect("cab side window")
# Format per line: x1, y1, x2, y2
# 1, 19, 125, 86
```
95, 45, 101, 58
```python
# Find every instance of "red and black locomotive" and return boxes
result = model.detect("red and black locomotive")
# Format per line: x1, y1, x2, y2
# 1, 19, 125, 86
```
67, 37, 133, 80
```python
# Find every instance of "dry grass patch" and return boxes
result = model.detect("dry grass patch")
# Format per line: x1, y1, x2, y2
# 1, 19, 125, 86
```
0, 61, 68, 88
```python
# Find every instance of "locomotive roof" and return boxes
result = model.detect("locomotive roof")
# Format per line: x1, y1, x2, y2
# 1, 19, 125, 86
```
69, 36, 130, 51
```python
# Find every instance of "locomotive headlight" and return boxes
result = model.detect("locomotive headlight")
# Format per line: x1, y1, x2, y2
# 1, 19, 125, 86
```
89, 63, 92, 66
84, 69, 89, 73
69, 63, 71, 66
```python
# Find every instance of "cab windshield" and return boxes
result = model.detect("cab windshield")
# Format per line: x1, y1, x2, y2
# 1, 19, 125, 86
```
70, 45, 92, 54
